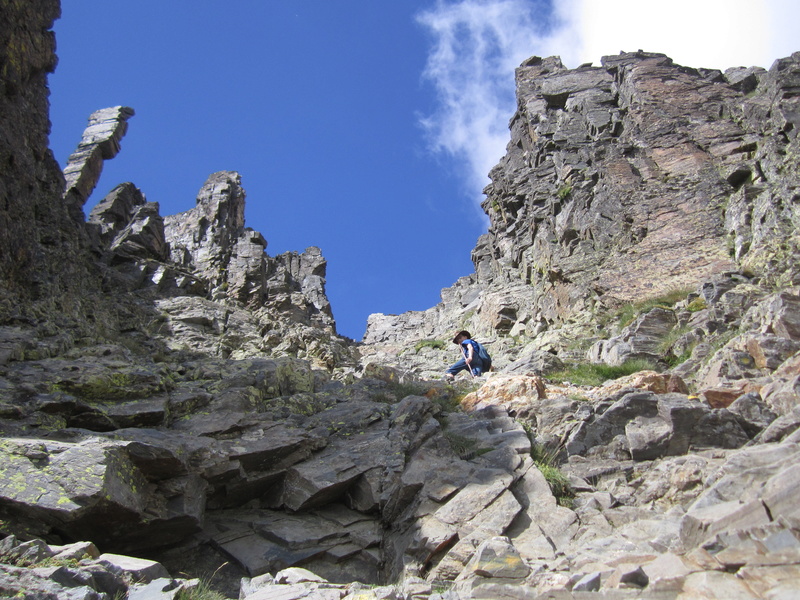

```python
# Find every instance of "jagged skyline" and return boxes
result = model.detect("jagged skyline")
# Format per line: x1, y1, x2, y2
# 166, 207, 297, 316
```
47, 0, 798, 339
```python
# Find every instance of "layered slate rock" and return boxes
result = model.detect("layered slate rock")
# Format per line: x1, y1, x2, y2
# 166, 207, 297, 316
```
162, 171, 335, 330
4, 3, 800, 596
0, 339, 799, 598
88, 182, 168, 262
0, 437, 205, 552
0, 535, 209, 599
62, 106, 135, 216
164, 171, 249, 298
79, 164, 348, 363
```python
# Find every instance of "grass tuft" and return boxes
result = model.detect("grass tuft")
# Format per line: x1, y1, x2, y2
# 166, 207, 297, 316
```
527, 437, 574, 507
687, 297, 708, 312
176, 580, 226, 600
414, 339, 446, 352
609, 288, 693, 329
548, 358, 656, 386
444, 432, 492, 460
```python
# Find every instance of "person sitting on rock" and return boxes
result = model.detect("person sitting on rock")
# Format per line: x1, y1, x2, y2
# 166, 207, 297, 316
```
445, 330, 485, 381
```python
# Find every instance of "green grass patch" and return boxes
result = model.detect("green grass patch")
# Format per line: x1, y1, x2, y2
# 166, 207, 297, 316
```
444, 432, 492, 460
665, 346, 695, 368
431, 394, 461, 415
176, 580, 226, 600
610, 288, 693, 329
658, 324, 691, 355
0, 551, 80, 570
687, 297, 708, 312
659, 324, 697, 367
414, 339, 446, 352
548, 358, 656, 386
433, 388, 474, 429
529, 440, 561, 466
538, 463, 573, 506
528, 439, 574, 507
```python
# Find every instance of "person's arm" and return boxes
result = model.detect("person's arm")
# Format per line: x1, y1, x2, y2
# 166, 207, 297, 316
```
463, 341, 474, 362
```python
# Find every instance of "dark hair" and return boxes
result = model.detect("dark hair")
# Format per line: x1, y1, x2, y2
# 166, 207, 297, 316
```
452, 330, 471, 344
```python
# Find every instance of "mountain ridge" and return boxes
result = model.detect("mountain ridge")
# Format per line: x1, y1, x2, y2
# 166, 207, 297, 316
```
1, 2, 800, 598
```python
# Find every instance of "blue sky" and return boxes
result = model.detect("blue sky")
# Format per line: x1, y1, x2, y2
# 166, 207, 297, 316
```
48, 1, 799, 340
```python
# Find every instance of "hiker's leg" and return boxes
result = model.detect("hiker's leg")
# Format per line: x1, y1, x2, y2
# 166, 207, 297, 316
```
446, 359, 467, 376
469, 357, 484, 376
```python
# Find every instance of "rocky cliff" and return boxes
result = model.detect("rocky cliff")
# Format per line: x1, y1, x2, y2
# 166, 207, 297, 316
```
0, 0, 93, 319
0, 1, 345, 370
363, 50, 800, 377
1, 2, 800, 599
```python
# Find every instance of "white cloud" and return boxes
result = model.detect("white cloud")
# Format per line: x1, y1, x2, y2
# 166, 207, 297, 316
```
418, 0, 799, 213
570, 0, 789, 70
416, 0, 560, 214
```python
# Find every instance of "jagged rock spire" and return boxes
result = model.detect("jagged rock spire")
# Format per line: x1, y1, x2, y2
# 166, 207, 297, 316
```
88, 182, 168, 261
163, 171, 250, 296
162, 171, 335, 329
62, 106, 135, 217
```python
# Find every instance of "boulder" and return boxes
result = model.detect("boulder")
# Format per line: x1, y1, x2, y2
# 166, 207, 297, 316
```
0, 437, 205, 551
590, 308, 678, 366
97, 554, 170, 583
460, 374, 546, 412
726, 392, 778, 437
458, 536, 530, 580
204, 506, 382, 583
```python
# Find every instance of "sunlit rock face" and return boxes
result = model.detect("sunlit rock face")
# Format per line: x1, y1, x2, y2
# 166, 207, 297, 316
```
477, 51, 799, 321
364, 50, 800, 358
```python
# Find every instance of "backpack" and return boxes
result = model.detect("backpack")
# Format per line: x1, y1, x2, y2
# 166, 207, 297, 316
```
474, 341, 492, 371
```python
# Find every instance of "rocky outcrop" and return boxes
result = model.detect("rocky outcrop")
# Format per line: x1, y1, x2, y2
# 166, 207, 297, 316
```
363, 51, 800, 373
2, 353, 798, 597
477, 53, 731, 316
0, 335, 534, 591
162, 171, 334, 328
88, 182, 168, 262
0, 0, 94, 312
0, 534, 206, 599
75, 141, 346, 365
0, 14, 341, 363
63, 106, 135, 218
164, 171, 249, 299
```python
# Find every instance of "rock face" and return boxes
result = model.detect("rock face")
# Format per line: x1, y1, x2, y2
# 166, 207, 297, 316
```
2, 356, 799, 598
163, 171, 334, 328
88, 182, 168, 262
71, 114, 346, 365
0, 0, 93, 313
363, 51, 800, 367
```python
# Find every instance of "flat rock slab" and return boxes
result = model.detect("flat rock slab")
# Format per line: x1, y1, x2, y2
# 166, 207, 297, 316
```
205, 506, 381, 581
